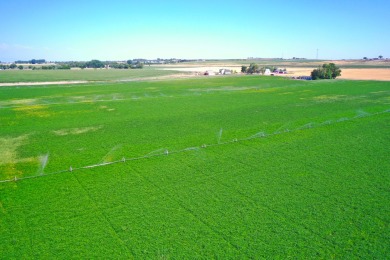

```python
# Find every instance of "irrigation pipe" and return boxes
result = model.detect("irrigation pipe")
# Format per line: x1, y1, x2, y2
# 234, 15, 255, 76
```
0, 109, 388, 184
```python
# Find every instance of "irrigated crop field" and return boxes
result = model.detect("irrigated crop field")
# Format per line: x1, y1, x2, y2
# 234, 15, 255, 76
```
1, 74, 389, 258
0, 67, 182, 84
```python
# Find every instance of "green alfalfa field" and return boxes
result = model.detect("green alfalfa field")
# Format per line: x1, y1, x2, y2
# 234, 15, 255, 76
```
0, 74, 389, 258
0, 67, 180, 83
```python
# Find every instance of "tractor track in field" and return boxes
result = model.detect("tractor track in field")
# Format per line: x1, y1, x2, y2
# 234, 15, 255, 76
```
132, 167, 242, 254
71, 172, 136, 258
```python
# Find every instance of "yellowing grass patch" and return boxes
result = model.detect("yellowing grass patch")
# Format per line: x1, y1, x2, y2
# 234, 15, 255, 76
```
0, 135, 30, 165
13, 105, 51, 118
0, 98, 38, 107
0, 135, 36, 179
52, 126, 103, 136
9, 98, 37, 105
312, 95, 347, 103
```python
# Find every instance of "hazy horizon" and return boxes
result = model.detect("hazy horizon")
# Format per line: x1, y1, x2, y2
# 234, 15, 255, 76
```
1, 0, 389, 62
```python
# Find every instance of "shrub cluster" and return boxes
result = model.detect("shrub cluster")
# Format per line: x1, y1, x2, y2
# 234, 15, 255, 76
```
311, 63, 341, 80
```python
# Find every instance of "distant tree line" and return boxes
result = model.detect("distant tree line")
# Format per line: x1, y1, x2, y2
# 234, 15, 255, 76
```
1, 59, 149, 70
55, 59, 145, 69
0, 64, 16, 70
15, 59, 46, 64
1, 58, 202, 71
0, 64, 71, 70
363, 55, 385, 60
0, 60, 145, 70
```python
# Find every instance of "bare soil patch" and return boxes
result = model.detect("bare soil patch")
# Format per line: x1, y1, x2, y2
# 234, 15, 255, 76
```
338, 69, 390, 81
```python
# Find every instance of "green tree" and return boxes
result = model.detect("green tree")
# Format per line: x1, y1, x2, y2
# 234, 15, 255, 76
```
58, 65, 71, 70
241, 66, 247, 73
131, 62, 143, 69
247, 63, 259, 74
363, 57, 368, 60
85, 60, 104, 68
310, 68, 323, 80
379, 55, 383, 59
41, 65, 55, 70
311, 63, 341, 80
325, 63, 341, 79
18, 65, 23, 70
10, 63, 17, 69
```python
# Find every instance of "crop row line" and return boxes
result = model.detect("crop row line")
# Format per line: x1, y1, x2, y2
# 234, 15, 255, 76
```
1, 108, 389, 184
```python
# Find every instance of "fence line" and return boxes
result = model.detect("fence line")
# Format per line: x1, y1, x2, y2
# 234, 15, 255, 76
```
1, 109, 389, 184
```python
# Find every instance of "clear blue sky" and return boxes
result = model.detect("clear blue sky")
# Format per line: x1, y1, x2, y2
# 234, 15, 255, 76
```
1, 0, 389, 61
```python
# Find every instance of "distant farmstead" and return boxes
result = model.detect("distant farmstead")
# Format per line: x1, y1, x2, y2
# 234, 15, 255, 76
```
204, 70, 216, 76
219, 69, 232, 75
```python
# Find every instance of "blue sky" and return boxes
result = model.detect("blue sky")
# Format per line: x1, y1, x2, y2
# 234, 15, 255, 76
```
1, 0, 389, 61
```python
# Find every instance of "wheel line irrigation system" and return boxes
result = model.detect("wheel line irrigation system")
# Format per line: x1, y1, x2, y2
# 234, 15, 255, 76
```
1, 109, 388, 184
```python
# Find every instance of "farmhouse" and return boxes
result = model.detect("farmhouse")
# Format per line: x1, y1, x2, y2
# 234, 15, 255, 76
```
219, 69, 232, 75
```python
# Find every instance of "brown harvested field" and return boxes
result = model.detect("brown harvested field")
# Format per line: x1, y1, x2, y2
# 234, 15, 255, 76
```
163, 66, 390, 81
160, 59, 390, 81
337, 68, 390, 81
280, 68, 390, 81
